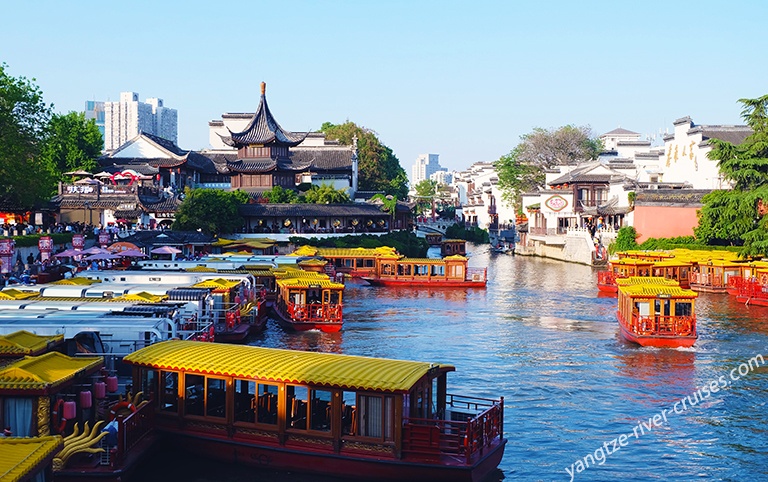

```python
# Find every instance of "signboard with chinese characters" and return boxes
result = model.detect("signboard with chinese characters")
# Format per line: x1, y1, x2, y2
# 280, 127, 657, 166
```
38, 236, 53, 261
72, 234, 85, 250
99, 232, 111, 247
0, 238, 14, 273
544, 195, 568, 212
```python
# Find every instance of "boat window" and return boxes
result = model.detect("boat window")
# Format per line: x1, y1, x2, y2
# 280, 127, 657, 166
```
287, 386, 309, 430
140, 369, 157, 401
185, 374, 205, 417
430, 265, 445, 276
256, 383, 278, 425
655, 300, 671, 316
364, 259, 374, 268
344, 259, 354, 268
382, 263, 394, 276
310, 389, 332, 432
359, 394, 394, 441
234, 380, 256, 423
161, 371, 178, 413
638, 302, 650, 317
355, 258, 364, 268
206, 378, 227, 418
341, 391, 357, 436
675, 302, 692, 317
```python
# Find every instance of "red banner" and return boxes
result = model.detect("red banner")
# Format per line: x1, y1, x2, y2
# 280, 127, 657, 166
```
72, 234, 85, 249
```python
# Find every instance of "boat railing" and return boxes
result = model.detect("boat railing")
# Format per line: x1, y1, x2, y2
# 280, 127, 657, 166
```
110, 398, 155, 467
402, 394, 503, 464
597, 270, 616, 285
690, 272, 725, 288
738, 278, 768, 299
630, 313, 696, 337
285, 301, 342, 322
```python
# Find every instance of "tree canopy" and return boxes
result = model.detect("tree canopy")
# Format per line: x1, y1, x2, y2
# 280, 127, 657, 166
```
172, 188, 249, 235
262, 184, 351, 204
495, 125, 603, 206
0, 63, 56, 208
320, 121, 409, 199
41, 111, 103, 176
695, 94, 768, 256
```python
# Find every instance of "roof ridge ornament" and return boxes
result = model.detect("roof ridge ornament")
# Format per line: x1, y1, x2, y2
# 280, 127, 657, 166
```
261, 81, 266, 96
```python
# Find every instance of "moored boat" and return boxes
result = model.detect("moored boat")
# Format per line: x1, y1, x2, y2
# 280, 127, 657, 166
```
689, 259, 742, 293
122, 340, 506, 482
616, 277, 698, 348
271, 269, 344, 332
735, 267, 768, 306
362, 255, 487, 288
596, 258, 655, 293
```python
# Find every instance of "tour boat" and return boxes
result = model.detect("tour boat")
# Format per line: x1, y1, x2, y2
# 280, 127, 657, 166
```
650, 259, 693, 289
596, 258, 655, 293
271, 269, 344, 332
122, 340, 506, 482
689, 258, 742, 293
290, 245, 400, 278
362, 255, 487, 288
735, 267, 768, 306
616, 277, 698, 348
0, 350, 155, 482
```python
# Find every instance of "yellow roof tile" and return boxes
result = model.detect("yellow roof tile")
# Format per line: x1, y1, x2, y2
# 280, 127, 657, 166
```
0, 436, 63, 482
0, 353, 103, 392
616, 277, 680, 286
0, 331, 64, 356
124, 340, 452, 393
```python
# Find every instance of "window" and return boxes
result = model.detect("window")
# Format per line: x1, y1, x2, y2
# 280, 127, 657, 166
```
359, 394, 394, 441
140, 369, 157, 401
161, 372, 178, 413
256, 383, 279, 425
234, 380, 256, 423
675, 302, 692, 317
185, 374, 205, 417
206, 378, 226, 418
341, 391, 357, 436
310, 389, 332, 432
287, 386, 308, 430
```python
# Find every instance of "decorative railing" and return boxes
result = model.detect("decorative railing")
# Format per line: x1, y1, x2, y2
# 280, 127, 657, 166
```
690, 272, 725, 288
112, 399, 154, 467
402, 394, 503, 464
629, 313, 696, 337
286, 301, 343, 322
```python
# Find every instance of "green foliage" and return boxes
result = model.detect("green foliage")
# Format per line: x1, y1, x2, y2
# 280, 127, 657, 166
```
301, 184, 350, 204
291, 231, 428, 258
41, 111, 103, 176
444, 223, 490, 243
495, 125, 603, 205
695, 94, 768, 256
610, 226, 639, 253
262, 186, 299, 204
320, 121, 409, 198
0, 63, 56, 208
413, 179, 437, 215
3, 232, 74, 248
172, 188, 248, 235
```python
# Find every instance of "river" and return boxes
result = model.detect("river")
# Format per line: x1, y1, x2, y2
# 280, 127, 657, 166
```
133, 244, 768, 481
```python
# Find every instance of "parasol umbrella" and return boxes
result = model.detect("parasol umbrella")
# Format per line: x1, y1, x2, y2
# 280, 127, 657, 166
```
54, 248, 82, 258
74, 178, 102, 185
151, 246, 182, 255
83, 253, 121, 261
107, 242, 139, 253
82, 246, 111, 255
117, 249, 148, 258
64, 169, 92, 176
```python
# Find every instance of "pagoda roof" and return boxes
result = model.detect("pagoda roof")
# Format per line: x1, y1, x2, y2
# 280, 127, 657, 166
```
225, 82, 307, 148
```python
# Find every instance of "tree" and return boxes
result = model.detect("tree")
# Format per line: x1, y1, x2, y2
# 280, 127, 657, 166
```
413, 179, 437, 216
262, 185, 299, 203
370, 193, 398, 229
320, 121, 409, 198
41, 111, 103, 176
695, 94, 768, 256
172, 188, 249, 235
611, 226, 639, 254
301, 184, 350, 204
495, 125, 603, 205
0, 63, 56, 208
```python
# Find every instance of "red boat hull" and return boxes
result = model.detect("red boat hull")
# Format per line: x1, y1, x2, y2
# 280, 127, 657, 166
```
597, 283, 618, 293
736, 295, 768, 306
164, 430, 506, 482
271, 306, 342, 333
362, 278, 486, 288
617, 312, 697, 348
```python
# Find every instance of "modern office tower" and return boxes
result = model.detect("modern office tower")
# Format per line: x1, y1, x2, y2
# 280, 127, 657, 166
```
411, 153, 443, 185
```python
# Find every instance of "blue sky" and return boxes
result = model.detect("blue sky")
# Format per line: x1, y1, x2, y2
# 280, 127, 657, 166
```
3, 0, 767, 173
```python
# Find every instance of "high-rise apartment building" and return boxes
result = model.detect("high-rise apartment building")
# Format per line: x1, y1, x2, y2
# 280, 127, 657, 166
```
411, 154, 444, 186
104, 92, 178, 151
84, 100, 105, 147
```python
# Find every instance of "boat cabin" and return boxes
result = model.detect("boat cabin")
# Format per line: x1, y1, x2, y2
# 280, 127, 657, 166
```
689, 259, 742, 293
616, 277, 698, 348
123, 340, 506, 482
440, 239, 467, 257
272, 270, 344, 332
364, 255, 487, 288
650, 259, 693, 288
0, 330, 65, 362
290, 246, 400, 278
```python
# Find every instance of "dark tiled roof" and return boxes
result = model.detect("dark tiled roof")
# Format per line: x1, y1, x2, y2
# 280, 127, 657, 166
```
227, 159, 277, 173
601, 127, 639, 136
290, 147, 354, 171
239, 203, 388, 218
698, 125, 752, 145
57, 198, 135, 209
118, 230, 215, 247
140, 196, 181, 213
549, 161, 631, 185
225, 84, 306, 148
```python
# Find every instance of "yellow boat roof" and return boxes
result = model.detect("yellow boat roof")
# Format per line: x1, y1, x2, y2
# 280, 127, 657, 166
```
652, 259, 693, 267
610, 259, 655, 266
0, 331, 64, 357
276, 277, 344, 289
192, 278, 242, 289
0, 352, 102, 392
123, 340, 453, 393
619, 284, 698, 298
110, 291, 168, 303
0, 289, 39, 300
616, 277, 679, 286
51, 278, 101, 285
185, 266, 218, 272
0, 435, 63, 482
292, 246, 400, 258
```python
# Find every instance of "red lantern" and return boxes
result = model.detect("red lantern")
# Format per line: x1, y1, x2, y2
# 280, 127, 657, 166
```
106, 376, 118, 393
63, 401, 77, 420
94, 381, 106, 399
80, 390, 93, 409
